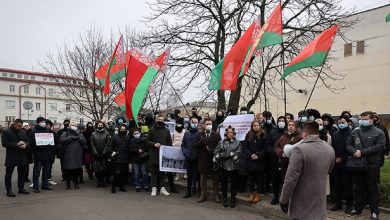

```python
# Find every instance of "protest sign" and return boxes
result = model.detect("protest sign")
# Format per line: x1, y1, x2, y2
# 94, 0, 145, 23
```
35, 133, 55, 146
159, 145, 186, 173
219, 114, 254, 141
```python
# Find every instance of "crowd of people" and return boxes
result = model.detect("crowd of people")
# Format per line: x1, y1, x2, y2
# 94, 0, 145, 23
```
1, 107, 389, 220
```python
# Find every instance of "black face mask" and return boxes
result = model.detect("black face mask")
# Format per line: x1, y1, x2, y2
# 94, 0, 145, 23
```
119, 131, 127, 136
97, 127, 104, 130
156, 121, 165, 127
175, 125, 184, 133
64, 123, 69, 128
216, 115, 224, 123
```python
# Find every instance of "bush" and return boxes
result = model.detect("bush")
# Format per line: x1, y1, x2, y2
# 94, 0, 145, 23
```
380, 160, 390, 208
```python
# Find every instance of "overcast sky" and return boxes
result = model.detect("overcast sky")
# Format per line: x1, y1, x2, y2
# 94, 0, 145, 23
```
1, 0, 389, 102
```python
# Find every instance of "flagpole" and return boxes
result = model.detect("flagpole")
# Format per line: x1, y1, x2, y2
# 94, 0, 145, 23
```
166, 78, 191, 116
155, 73, 166, 112
302, 65, 324, 113
281, 42, 287, 116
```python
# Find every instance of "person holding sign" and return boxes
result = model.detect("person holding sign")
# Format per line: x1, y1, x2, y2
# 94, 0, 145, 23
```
1, 118, 30, 197
29, 117, 55, 193
59, 121, 87, 190
214, 126, 242, 208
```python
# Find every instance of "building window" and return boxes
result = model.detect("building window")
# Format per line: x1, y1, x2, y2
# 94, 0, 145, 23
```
48, 103, 57, 111
9, 85, 15, 93
66, 104, 71, 111
344, 43, 352, 57
356, 40, 365, 54
5, 116, 16, 122
79, 118, 84, 124
5, 100, 16, 109
43, 77, 47, 81
36, 87, 41, 95
9, 73, 15, 77
36, 102, 41, 111
17, 74, 23, 79
24, 74, 29, 79
80, 91, 84, 97
23, 86, 29, 94
49, 77, 54, 82
31, 75, 35, 80
1, 72, 7, 77
48, 88, 54, 96
79, 105, 84, 112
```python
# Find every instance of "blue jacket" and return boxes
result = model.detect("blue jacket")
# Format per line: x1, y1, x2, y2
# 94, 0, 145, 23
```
181, 129, 200, 161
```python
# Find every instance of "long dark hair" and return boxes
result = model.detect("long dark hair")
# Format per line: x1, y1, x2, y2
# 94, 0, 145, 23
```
247, 120, 265, 141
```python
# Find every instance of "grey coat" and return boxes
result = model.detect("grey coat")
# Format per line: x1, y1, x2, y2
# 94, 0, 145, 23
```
280, 135, 335, 220
214, 138, 242, 171
59, 129, 87, 170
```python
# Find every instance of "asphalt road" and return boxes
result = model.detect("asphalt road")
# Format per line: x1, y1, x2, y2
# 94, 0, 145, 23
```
0, 143, 271, 220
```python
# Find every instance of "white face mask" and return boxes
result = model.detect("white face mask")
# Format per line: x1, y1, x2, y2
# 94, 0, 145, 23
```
319, 125, 324, 131
277, 122, 286, 129
240, 111, 247, 115
114, 131, 118, 135
70, 126, 77, 131
134, 134, 141, 139
205, 125, 212, 131
39, 122, 46, 128
184, 118, 189, 122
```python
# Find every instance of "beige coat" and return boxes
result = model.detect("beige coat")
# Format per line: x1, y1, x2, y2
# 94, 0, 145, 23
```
280, 135, 335, 220
172, 130, 185, 147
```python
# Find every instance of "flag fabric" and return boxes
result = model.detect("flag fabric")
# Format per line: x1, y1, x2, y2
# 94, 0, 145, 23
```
240, 2, 283, 77
114, 92, 126, 112
280, 25, 339, 80
95, 51, 130, 86
208, 21, 257, 90
386, 13, 390, 23
125, 48, 169, 121
103, 36, 125, 95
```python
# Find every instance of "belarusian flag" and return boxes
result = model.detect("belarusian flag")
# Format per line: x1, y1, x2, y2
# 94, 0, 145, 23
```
208, 21, 257, 90
95, 51, 130, 86
386, 13, 390, 23
114, 92, 126, 112
103, 36, 125, 95
280, 25, 339, 80
125, 48, 170, 121
240, 2, 283, 76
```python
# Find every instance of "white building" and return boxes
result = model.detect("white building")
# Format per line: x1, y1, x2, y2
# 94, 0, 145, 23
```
0, 68, 93, 127
241, 5, 390, 120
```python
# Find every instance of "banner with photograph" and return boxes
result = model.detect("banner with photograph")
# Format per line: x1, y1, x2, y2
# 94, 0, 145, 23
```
159, 145, 187, 173
219, 114, 254, 141
35, 133, 55, 146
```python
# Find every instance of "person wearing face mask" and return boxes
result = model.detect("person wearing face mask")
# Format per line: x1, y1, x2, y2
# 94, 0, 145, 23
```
191, 107, 202, 122
346, 111, 385, 219
45, 119, 58, 187
261, 111, 276, 194
183, 115, 190, 130
172, 118, 186, 182
279, 122, 335, 220
2, 119, 30, 197
243, 120, 267, 204
330, 115, 353, 213
91, 121, 110, 188
296, 110, 308, 129
181, 117, 200, 198
213, 110, 225, 132
321, 113, 338, 136
82, 122, 95, 181
105, 120, 116, 184
314, 118, 332, 146
107, 124, 131, 193
57, 119, 71, 181
268, 116, 287, 205
22, 123, 33, 183
372, 112, 390, 167
28, 117, 55, 193
194, 118, 221, 203
275, 121, 303, 182
129, 128, 153, 192
59, 122, 87, 190
214, 126, 242, 208
147, 115, 173, 197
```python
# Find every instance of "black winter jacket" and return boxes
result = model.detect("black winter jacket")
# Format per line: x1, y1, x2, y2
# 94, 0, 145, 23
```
147, 125, 172, 164
331, 126, 351, 169
1, 126, 30, 166
108, 134, 131, 164
243, 132, 267, 172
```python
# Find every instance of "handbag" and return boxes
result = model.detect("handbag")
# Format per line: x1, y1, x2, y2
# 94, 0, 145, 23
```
346, 130, 368, 171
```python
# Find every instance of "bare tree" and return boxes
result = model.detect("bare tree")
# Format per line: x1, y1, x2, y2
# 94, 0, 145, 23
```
143, 0, 357, 113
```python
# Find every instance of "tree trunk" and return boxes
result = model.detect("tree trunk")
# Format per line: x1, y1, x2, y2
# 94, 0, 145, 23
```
217, 90, 226, 110
228, 77, 243, 113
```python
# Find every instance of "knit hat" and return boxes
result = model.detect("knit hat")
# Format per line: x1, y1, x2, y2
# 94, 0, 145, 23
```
36, 117, 46, 124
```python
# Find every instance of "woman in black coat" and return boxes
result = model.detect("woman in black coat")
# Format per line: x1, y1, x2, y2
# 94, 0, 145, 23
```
59, 122, 87, 189
107, 124, 131, 193
83, 122, 95, 181
129, 128, 153, 192
243, 120, 267, 204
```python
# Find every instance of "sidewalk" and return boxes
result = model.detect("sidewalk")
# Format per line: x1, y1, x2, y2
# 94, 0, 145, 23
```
174, 179, 390, 220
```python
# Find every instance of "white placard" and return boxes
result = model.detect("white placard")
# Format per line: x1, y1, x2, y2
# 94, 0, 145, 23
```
219, 114, 255, 141
35, 133, 55, 146
159, 145, 187, 173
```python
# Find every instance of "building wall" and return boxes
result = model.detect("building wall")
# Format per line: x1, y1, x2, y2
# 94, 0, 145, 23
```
241, 5, 390, 117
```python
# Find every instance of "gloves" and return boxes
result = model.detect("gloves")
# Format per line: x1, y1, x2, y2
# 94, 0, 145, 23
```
71, 135, 79, 140
280, 203, 288, 213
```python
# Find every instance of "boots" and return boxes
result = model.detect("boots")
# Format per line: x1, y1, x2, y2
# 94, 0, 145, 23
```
197, 194, 206, 203
252, 193, 261, 203
65, 180, 71, 190
248, 193, 255, 203
214, 193, 221, 203
223, 197, 228, 207
230, 197, 236, 208
111, 186, 116, 193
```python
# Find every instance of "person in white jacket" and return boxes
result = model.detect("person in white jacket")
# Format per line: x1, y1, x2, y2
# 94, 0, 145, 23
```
172, 117, 186, 180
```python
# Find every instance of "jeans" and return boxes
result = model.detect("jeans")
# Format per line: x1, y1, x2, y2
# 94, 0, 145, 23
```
353, 168, 380, 214
185, 160, 198, 193
5, 165, 28, 191
133, 162, 149, 188
33, 160, 51, 189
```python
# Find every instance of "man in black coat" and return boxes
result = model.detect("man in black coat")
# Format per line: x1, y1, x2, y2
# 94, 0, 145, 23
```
1, 119, 30, 197
29, 117, 55, 193
373, 112, 390, 167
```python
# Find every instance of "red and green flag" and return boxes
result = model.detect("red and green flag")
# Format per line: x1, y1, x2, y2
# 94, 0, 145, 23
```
280, 25, 339, 80
95, 51, 130, 86
208, 21, 257, 90
386, 13, 390, 23
114, 92, 126, 112
125, 48, 170, 120
240, 2, 283, 76
98, 36, 126, 95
